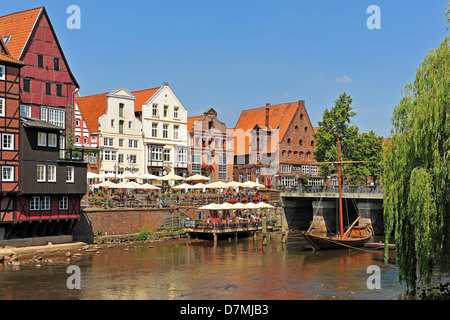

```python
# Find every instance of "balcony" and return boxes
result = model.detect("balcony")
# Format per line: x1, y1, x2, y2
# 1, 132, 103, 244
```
59, 149, 87, 162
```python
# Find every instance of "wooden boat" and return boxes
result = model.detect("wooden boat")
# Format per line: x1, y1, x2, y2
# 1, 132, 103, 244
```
302, 135, 374, 250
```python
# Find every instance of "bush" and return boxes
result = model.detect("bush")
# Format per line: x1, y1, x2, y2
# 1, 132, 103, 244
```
135, 230, 150, 241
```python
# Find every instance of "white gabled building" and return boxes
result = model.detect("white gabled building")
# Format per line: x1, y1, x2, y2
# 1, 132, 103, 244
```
137, 82, 189, 177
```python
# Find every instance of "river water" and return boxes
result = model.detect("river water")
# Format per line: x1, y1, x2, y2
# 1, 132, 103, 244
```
0, 233, 415, 300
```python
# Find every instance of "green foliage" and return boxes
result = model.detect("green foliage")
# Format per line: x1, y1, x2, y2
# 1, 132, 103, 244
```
313, 93, 383, 185
135, 230, 150, 241
381, 36, 450, 292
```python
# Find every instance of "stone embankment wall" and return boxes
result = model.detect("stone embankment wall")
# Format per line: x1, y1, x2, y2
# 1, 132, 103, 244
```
74, 206, 286, 243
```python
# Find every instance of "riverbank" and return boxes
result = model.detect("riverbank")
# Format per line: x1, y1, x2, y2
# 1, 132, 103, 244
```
0, 232, 206, 270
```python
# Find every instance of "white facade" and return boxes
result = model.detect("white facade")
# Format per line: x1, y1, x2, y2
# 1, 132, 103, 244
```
140, 83, 188, 177
98, 88, 144, 177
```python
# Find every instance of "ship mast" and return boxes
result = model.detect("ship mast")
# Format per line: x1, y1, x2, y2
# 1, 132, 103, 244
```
337, 137, 344, 239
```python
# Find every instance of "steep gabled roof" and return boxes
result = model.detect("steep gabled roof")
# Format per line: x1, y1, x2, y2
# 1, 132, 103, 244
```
187, 116, 204, 133
0, 7, 41, 60
76, 87, 159, 133
133, 87, 160, 112
0, 7, 79, 87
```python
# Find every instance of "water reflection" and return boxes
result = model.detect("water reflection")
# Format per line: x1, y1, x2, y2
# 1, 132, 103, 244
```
0, 234, 411, 300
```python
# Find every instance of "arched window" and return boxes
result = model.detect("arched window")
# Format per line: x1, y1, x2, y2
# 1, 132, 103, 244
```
281, 150, 286, 157
306, 152, 311, 160
299, 139, 303, 146
287, 151, 292, 158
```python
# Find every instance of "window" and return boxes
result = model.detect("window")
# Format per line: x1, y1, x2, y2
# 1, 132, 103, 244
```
30, 197, 40, 211
2, 133, 14, 150
48, 165, 56, 182
247, 173, 252, 182
2, 166, 14, 182
103, 137, 114, 147
151, 146, 163, 162
302, 165, 310, 175
37, 165, 46, 182
163, 124, 169, 139
66, 166, 74, 183
59, 197, 69, 210
45, 83, 52, 95
218, 155, 227, 181
111, 119, 115, 127
152, 104, 158, 117
119, 103, 124, 117
163, 106, 168, 118
0, 98, 4, 117
311, 166, 318, 176
102, 150, 117, 161
281, 176, 296, 186
118, 139, 124, 147
41, 197, 51, 211
118, 154, 124, 164
191, 154, 201, 174
75, 136, 80, 144
281, 165, 292, 173
23, 79, 31, 93
38, 132, 47, 146
177, 148, 187, 163
239, 173, 244, 183
48, 133, 57, 147
174, 107, 179, 119
119, 120, 124, 134
41, 107, 48, 121
56, 84, 63, 97
128, 140, 138, 149
173, 126, 179, 140
20, 105, 31, 118
129, 154, 137, 164
2, 35, 11, 45
306, 152, 311, 160
48, 108, 65, 128
152, 123, 158, 137
163, 149, 170, 162
37, 55, 44, 68
0, 65, 5, 80
128, 121, 132, 129
83, 137, 88, 145
54, 58, 60, 71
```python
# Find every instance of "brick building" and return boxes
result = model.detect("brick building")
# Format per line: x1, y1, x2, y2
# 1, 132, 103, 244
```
187, 108, 234, 182
233, 101, 322, 187
0, 7, 87, 240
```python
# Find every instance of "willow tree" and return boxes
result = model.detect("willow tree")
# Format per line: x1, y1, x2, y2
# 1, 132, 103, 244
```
381, 34, 450, 293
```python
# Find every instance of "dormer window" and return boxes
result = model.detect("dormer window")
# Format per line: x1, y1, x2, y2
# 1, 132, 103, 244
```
0, 65, 5, 80
2, 35, 11, 46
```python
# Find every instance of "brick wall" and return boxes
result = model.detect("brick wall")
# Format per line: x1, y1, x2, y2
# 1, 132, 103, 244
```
73, 207, 198, 242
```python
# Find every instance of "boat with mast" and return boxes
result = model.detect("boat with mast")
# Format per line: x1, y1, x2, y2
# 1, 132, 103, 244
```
303, 134, 374, 250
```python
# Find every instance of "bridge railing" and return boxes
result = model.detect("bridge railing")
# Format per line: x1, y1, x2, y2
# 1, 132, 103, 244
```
278, 185, 384, 195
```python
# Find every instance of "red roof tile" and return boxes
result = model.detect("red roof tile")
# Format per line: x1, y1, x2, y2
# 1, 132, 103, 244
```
76, 88, 159, 132
187, 116, 204, 133
0, 7, 42, 60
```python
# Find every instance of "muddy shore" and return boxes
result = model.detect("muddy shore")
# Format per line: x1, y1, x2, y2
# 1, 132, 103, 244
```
1, 236, 206, 269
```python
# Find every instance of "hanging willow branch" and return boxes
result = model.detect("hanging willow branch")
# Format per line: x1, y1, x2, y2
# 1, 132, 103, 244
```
381, 35, 450, 293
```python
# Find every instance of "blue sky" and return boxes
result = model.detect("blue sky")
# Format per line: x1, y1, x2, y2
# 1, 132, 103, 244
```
2, 1, 449, 137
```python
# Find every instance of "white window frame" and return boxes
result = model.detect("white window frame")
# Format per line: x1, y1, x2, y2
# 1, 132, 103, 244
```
2, 133, 14, 150
37, 165, 46, 182
281, 165, 292, 173
48, 165, 57, 182
311, 166, 318, 176
0, 65, 5, 80
118, 153, 124, 164
174, 107, 179, 119
102, 150, 117, 162
2, 166, 14, 182
152, 123, 158, 138
41, 196, 51, 211
48, 133, 57, 147
118, 139, 124, 148
162, 124, 169, 139
191, 154, 201, 175
30, 197, 40, 211
66, 166, 74, 183
173, 126, 179, 140
163, 149, 170, 162
152, 104, 158, 117
128, 140, 138, 149
103, 137, 114, 147
37, 132, 47, 147
177, 148, 187, 163
302, 165, 310, 175
59, 197, 69, 210
151, 146, 162, 161
41, 107, 48, 122
48, 108, 65, 128
0, 98, 5, 117
218, 155, 227, 181
129, 154, 138, 164
20, 105, 31, 118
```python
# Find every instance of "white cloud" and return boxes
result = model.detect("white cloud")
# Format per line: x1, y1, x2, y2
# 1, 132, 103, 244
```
334, 75, 352, 84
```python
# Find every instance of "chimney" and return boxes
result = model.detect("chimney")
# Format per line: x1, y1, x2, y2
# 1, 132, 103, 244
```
162, 82, 169, 87
265, 103, 270, 128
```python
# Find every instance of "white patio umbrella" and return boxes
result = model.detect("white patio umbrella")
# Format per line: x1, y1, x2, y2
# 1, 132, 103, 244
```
241, 181, 264, 189
227, 181, 243, 188
256, 202, 274, 208
87, 172, 101, 179
139, 173, 161, 181
172, 183, 192, 190
245, 202, 260, 210
207, 181, 229, 189
191, 183, 208, 189
140, 183, 161, 190
231, 203, 249, 210
219, 203, 235, 210
185, 174, 210, 182
199, 203, 222, 210
160, 172, 185, 181
127, 181, 143, 189
123, 172, 141, 180
113, 182, 133, 189
94, 181, 119, 188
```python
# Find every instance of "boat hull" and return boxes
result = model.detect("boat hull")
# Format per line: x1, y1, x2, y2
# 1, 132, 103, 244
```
303, 225, 373, 250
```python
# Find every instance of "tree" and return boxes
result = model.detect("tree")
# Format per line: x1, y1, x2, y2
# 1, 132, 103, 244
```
313, 93, 360, 181
313, 93, 383, 185
381, 35, 450, 293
